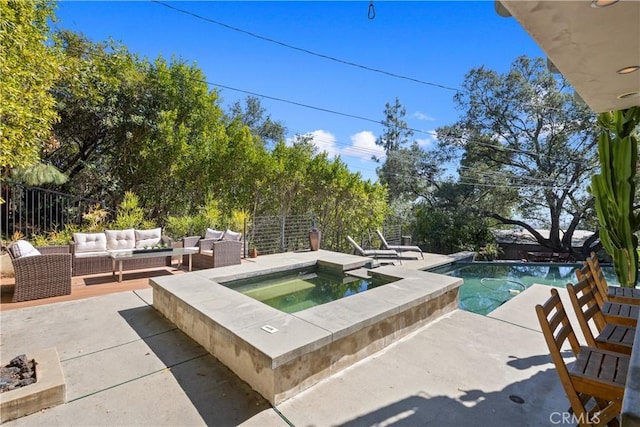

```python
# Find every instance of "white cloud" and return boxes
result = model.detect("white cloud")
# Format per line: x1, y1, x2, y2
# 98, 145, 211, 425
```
413, 111, 435, 121
301, 130, 341, 158
415, 130, 438, 148
341, 131, 386, 161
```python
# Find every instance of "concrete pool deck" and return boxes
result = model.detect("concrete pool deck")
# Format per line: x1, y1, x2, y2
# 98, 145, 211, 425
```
0, 252, 584, 425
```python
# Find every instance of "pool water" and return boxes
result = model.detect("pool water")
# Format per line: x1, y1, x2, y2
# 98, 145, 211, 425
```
222, 267, 396, 313
429, 262, 619, 315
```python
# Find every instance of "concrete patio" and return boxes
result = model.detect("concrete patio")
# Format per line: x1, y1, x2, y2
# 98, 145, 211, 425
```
0, 250, 575, 426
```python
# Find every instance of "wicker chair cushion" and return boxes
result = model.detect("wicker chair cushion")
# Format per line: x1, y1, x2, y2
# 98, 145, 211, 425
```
223, 229, 242, 241
205, 228, 224, 240
9, 240, 41, 259
73, 232, 107, 253
105, 229, 136, 250
135, 228, 162, 248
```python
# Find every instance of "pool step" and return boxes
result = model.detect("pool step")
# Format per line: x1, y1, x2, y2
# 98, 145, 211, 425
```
345, 268, 371, 280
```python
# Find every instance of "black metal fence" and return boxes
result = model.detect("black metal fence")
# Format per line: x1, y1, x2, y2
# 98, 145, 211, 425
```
0, 181, 104, 240
0, 182, 412, 256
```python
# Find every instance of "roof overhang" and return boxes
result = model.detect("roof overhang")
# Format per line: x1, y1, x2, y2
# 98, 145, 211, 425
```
498, 0, 640, 113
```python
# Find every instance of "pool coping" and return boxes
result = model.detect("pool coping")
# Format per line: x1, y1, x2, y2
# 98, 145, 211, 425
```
149, 250, 462, 404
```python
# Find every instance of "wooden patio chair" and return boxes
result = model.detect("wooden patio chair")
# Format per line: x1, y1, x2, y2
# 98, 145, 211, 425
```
586, 252, 640, 306
576, 263, 639, 327
566, 277, 635, 355
536, 288, 628, 427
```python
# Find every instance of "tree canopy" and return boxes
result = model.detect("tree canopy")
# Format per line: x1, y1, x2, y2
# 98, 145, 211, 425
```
0, 0, 60, 173
21, 28, 388, 247
435, 56, 600, 255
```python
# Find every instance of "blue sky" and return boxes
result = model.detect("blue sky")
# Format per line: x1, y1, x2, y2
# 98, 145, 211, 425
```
54, 1, 544, 181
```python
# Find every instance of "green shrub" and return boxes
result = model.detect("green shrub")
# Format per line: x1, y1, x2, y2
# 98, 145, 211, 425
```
165, 215, 195, 239
192, 197, 221, 235
31, 225, 79, 246
82, 203, 109, 232
110, 191, 156, 230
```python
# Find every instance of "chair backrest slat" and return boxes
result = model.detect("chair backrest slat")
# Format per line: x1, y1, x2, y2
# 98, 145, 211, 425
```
575, 264, 606, 308
586, 252, 610, 299
567, 278, 608, 350
537, 288, 581, 356
535, 288, 587, 417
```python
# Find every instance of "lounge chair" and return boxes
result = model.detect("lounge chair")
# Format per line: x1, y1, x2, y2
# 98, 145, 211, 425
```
375, 230, 424, 259
346, 236, 399, 259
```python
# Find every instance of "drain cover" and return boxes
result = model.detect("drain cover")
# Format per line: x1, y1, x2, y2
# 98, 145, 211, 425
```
509, 395, 525, 404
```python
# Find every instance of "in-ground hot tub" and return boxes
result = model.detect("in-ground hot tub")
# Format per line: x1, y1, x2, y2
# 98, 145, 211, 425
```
150, 250, 462, 404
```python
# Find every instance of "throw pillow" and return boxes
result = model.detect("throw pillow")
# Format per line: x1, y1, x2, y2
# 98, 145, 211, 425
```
9, 240, 41, 259
205, 228, 224, 240
135, 228, 162, 248
223, 229, 242, 241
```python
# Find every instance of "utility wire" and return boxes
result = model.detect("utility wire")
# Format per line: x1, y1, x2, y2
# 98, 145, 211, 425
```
150, 0, 460, 93
58, 44, 591, 166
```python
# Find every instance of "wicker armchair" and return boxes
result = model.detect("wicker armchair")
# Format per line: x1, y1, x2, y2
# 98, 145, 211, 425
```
192, 239, 242, 269
5, 244, 72, 302
180, 236, 202, 266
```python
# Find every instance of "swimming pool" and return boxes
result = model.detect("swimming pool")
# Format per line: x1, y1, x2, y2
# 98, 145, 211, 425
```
222, 267, 397, 313
429, 262, 619, 315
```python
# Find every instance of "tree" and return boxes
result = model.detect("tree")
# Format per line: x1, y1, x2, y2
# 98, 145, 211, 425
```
229, 96, 286, 147
374, 97, 413, 153
437, 56, 600, 255
0, 0, 60, 173
48, 31, 143, 203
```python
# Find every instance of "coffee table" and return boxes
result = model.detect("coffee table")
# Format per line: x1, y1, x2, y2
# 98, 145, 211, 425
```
110, 248, 198, 282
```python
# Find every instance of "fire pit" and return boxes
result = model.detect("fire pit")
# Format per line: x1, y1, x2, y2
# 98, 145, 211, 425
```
1, 354, 37, 393
0, 348, 66, 423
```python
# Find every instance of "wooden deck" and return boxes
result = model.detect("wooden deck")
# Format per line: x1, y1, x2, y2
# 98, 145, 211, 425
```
0, 266, 186, 311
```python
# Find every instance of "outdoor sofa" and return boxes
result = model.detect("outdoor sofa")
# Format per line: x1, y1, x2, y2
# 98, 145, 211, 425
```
71, 228, 173, 276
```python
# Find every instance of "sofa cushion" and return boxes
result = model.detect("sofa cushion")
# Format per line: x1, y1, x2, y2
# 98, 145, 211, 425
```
74, 250, 110, 259
135, 228, 162, 248
205, 228, 224, 240
105, 229, 136, 250
223, 229, 242, 241
73, 232, 107, 254
9, 240, 41, 259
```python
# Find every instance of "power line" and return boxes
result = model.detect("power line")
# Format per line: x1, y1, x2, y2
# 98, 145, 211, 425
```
150, 0, 460, 93
212, 81, 383, 125
57, 44, 591, 167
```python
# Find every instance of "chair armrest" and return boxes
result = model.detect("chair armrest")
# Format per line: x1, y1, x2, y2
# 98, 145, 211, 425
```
212, 240, 243, 256
12, 253, 72, 274
181, 236, 201, 248
37, 245, 71, 255
198, 238, 219, 252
